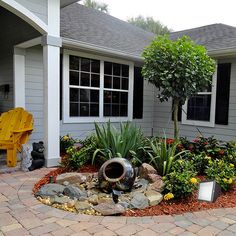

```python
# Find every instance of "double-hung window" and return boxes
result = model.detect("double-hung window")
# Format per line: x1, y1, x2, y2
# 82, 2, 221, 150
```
182, 66, 217, 127
63, 50, 134, 123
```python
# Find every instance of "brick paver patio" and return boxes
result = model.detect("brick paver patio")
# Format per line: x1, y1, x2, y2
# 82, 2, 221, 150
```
1, 168, 236, 235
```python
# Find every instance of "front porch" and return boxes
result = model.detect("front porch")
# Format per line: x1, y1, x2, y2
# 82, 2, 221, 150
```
0, 1, 62, 167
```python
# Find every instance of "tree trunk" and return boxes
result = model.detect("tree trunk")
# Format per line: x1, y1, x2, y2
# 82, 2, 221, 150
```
173, 98, 180, 140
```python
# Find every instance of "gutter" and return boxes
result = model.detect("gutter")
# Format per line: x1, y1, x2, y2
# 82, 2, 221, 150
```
208, 47, 236, 57
62, 38, 143, 62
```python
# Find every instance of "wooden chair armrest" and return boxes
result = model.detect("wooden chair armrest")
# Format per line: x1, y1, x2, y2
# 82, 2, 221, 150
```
13, 128, 33, 133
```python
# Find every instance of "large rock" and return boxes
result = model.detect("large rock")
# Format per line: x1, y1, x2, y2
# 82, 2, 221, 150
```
63, 185, 87, 200
130, 192, 149, 209
75, 201, 92, 211
93, 203, 125, 216
50, 195, 71, 204
147, 174, 162, 183
36, 184, 65, 197
147, 179, 165, 193
145, 190, 163, 206
57, 173, 89, 185
132, 178, 149, 193
139, 163, 157, 179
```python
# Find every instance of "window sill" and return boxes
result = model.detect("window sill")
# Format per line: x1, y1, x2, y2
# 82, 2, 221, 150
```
63, 116, 132, 124
181, 120, 215, 128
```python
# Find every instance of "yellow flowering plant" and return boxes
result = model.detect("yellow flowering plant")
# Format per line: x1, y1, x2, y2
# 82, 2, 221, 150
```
164, 193, 174, 201
205, 159, 236, 191
60, 134, 76, 154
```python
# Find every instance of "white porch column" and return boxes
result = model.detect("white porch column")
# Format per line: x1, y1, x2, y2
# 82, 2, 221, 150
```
42, 0, 61, 167
42, 36, 62, 167
13, 47, 25, 108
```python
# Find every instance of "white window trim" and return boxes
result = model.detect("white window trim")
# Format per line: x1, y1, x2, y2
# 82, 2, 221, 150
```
63, 49, 134, 123
182, 64, 217, 127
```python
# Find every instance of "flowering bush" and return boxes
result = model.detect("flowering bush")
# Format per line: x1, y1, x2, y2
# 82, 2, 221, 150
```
205, 160, 236, 191
60, 134, 76, 154
164, 159, 198, 198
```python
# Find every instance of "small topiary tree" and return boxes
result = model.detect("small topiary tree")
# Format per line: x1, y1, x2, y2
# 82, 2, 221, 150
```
142, 35, 216, 139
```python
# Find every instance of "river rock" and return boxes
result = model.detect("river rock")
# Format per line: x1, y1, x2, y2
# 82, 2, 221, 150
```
36, 184, 65, 197
56, 173, 88, 185
93, 203, 125, 216
64, 185, 87, 200
147, 179, 165, 193
139, 163, 157, 179
145, 190, 163, 206
147, 174, 162, 183
51, 195, 71, 204
132, 178, 149, 193
75, 201, 92, 211
88, 195, 99, 205
130, 192, 149, 209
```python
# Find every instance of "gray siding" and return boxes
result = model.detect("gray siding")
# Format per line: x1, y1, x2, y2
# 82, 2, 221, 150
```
153, 59, 236, 141
0, 54, 14, 112
14, 0, 48, 23
25, 46, 44, 142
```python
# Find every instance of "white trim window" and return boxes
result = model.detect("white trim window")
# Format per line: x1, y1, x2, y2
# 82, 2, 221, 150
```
63, 50, 134, 123
182, 66, 217, 127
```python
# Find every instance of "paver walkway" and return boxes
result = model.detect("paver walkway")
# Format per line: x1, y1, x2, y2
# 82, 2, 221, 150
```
1, 168, 236, 236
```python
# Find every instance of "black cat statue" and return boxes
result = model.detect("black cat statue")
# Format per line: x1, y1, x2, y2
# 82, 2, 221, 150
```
28, 141, 45, 171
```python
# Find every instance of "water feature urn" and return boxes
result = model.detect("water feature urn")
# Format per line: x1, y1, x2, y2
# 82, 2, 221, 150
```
98, 158, 136, 192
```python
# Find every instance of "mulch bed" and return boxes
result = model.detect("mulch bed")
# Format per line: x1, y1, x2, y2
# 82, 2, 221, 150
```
33, 167, 236, 217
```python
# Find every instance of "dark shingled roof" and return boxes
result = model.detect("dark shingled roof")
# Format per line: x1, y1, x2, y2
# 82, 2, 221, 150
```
170, 24, 236, 51
60, 3, 155, 57
61, 3, 236, 57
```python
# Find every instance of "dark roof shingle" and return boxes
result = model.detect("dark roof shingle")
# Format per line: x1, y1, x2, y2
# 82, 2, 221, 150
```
61, 3, 155, 57
61, 3, 236, 57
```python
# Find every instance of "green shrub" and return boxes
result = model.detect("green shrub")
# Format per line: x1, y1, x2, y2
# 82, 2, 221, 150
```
205, 159, 236, 191
92, 121, 145, 165
164, 160, 198, 198
60, 134, 76, 153
145, 138, 187, 176
61, 135, 97, 169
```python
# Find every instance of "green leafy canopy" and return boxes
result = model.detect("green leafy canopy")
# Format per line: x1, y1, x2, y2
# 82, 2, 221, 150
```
142, 35, 216, 105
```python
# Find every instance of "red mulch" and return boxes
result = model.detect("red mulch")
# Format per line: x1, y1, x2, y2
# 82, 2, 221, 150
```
33, 167, 236, 216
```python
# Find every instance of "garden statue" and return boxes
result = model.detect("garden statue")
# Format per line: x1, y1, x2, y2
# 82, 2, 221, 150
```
28, 141, 45, 171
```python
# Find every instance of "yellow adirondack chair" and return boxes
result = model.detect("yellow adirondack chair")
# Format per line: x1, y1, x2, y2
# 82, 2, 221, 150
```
0, 107, 34, 167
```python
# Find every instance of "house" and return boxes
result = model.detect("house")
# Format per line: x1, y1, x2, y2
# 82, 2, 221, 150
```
0, 0, 235, 167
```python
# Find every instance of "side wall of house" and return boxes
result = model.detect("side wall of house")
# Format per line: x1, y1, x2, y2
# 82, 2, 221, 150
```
25, 46, 44, 142
153, 58, 236, 141
14, 0, 48, 23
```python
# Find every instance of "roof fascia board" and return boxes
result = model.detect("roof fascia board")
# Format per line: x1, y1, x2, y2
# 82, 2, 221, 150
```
62, 38, 143, 62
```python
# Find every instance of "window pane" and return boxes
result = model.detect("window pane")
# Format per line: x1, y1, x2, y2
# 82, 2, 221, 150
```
70, 88, 79, 102
70, 103, 79, 116
70, 56, 80, 70
80, 89, 90, 102
104, 62, 112, 75
91, 74, 100, 87
112, 91, 120, 103
104, 91, 112, 103
120, 92, 128, 104
90, 90, 99, 103
91, 59, 100, 73
90, 104, 99, 116
80, 103, 89, 116
187, 95, 211, 121
122, 78, 129, 90
104, 104, 111, 116
113, 63, 121, 76
80, 72, 90, 86
112, 105, 119, 116
113, 77, 120, 89
122, 65, 129, 77
81, 58, 90, 72
104, 76, 112, 88
69, 71, 79, 86
120, 105, 128, 116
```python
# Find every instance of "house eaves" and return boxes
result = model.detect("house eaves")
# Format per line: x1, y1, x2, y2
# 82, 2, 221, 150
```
62, 37, 143, 62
